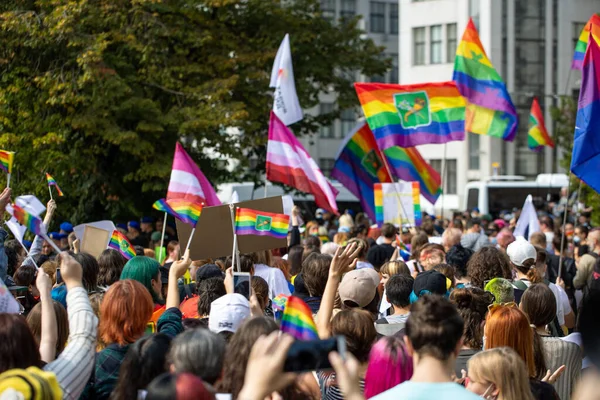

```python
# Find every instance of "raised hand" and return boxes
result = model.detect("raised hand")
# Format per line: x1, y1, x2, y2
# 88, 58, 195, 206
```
59, 251, 83, 289
330, 242, 361, 278
169, 249, 191, 280
0, 187, 11, 215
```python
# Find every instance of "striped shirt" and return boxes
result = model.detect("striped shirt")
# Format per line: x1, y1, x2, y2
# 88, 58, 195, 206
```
44, 286, 98, 400
317, 371, 365, 400
541, 337, 582, 400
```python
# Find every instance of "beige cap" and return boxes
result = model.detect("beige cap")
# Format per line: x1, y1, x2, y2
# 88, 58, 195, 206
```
338, 268, 380, 308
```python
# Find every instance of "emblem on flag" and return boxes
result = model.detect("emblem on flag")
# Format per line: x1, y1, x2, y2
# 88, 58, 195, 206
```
394, 91, 432, 129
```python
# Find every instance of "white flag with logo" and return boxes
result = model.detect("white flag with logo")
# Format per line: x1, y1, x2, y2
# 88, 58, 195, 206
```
513, 195, 541, 240
270, 34, 303, 126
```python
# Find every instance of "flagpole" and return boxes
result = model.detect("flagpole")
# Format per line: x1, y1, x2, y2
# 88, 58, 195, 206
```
229, 204, 241, 272
381, 155, 411, 226
159, 212, 167, 262
18, 241, 39, 270
185, 227, 196, 253
6, 173, 10, 189
573, 180, 583, 231
440, 143, 448, 220
48, 186, 53, 201
557, 171, 572, 281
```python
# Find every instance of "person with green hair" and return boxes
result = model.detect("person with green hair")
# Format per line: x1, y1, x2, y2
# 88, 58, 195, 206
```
484, 277, 515, 305
120, 257, 165, 322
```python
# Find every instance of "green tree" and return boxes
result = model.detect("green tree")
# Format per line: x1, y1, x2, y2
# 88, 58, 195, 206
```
551, 96, 600, 225
0, 0, 388, 225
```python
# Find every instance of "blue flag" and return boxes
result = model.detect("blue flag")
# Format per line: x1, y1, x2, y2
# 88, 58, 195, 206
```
571, 33, 600, 193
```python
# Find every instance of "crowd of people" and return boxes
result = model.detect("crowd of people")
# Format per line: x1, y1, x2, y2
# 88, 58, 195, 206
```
1, 186, 600, 400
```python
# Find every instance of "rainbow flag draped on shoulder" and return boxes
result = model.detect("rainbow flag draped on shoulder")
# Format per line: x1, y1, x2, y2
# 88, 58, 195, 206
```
572, 14, 600, 70
354, 82, 465, 149
235, 208, 289, 239
331, 123, 392, 221
453, 19, 518, 141
528, 97, 554, 152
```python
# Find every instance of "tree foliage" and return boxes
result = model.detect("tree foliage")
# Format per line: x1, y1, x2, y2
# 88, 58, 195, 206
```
0, 0, 388, 224
551, 96, 600, 225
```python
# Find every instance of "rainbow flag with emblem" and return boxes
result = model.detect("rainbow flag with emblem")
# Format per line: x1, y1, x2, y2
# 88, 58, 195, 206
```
0, 151, 14, 174
383, 146, 442, 204
45, 173, 64, 196
528, 97, 554, 152
235, 208, 289, 239
572, 14, 600, 70
331, 123, 393, 221
355, 82, 465, 149
280, 296, 319, 340
453, 18, 518, 141
165, 199, 203, 227
108, 230, 136, 259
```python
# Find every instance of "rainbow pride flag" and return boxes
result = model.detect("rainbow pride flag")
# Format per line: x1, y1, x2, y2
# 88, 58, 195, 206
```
374, 182, 422, 227
572, 14, 600, 70
528, 97, 554, 152
331, 123, 392, 221
453, 19, 518, 141
153, 198, 176, 216
108, 230, 136, 259
383, 146, 442, 204
45, 173, 64, 196
355, 82, 465, 149
165, 199, 203, 227
280, 296, 319, 340
0, 151, 14, 174
13, 204, 43, 236
235, 208, 289, 239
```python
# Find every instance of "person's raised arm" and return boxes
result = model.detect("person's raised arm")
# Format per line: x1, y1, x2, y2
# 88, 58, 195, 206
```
0, 188, 11, 282
288, 206, 301, 249
317, 243, 360, 339
37, 269, 57, 363
166, 249, 191, 310
44, 252, 98, 400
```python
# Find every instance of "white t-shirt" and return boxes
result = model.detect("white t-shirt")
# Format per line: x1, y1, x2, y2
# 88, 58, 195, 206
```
253, 263, 291, 299
372, 381, 481, 400
356, 260, 375, 270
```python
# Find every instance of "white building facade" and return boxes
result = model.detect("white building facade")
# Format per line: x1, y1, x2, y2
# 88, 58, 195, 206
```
303, 0, 597, 214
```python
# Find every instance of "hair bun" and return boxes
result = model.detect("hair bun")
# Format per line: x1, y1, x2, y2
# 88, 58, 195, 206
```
451, 288, 473, 309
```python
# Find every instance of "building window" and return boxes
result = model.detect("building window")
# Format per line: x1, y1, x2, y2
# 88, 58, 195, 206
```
340, 0, 356, 20
430, 25, 442, 64
446, 23, 457, 63
468, 133, 480, 170
389, 3, 398, 34
573, 22, 586, 49
430, 159, 457, 195
319, 103, 335, 138
413, 27, 426, 65
370, 2, 385, 33
320, 158, 336, 177
341, 109, 356, 137
389, 53, 399, 83
320, 0, 335, 22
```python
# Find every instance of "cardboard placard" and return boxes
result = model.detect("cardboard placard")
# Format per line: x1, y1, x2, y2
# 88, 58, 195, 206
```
81, 225, 111, 258
176, 196, 287, 260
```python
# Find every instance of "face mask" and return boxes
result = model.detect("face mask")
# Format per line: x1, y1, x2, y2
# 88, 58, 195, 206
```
573, 236, 581, 244
489, 237, 498, 245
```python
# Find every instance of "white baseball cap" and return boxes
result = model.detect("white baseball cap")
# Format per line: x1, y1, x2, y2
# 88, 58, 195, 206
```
208, 293, 250, 334
507, 238, 537, 267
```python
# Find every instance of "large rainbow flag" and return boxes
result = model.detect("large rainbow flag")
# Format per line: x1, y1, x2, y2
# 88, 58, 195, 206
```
572, 14, 600, 70
354, 82, 465, 149
165, 198, 203, 227
571, 33, 600, 193
383, 146, 442, 204
528, 97, 554, 152
453, 19, 518, 141
235, 208, 289, 239
331, 123, 392, 221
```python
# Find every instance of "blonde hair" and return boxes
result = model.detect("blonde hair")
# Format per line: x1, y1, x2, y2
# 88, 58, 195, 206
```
468, 347, 535, 400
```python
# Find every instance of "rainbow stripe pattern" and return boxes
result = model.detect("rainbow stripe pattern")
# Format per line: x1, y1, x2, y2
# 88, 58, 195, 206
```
235, 208, 289, 239
355, 82, 465, 149
572, 14, 600, 70
453, 19, 518, 141
374, 182, 422, 227
108, 230, 136, 260
0, 151, 14, 174
153, 198, 176, 215
280, 296, 319, 340
528, 97, 554, 152
45, 173, 64, 196
13, 204, 43, 235
374, 184, 383, 224
384, 146, 442, 204
331, 123, 392, 221
165, 199, 203, 227
272, 294, 289, 311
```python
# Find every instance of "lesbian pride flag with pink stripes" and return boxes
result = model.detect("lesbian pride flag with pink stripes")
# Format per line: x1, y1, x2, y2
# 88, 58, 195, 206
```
167, 142, 221, 206
266, 112, 338, 214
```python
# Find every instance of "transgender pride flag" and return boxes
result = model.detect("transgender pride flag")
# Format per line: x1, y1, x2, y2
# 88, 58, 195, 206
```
167, 143, 221, 206
266, 112, 338, 214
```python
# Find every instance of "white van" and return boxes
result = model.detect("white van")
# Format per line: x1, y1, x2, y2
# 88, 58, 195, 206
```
463, 174, 569, 216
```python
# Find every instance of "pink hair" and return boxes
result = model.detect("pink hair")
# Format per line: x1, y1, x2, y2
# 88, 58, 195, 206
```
364, 336, 413, 398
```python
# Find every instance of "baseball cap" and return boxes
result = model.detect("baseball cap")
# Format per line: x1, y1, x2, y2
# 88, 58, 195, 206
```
59, 222, 73, 233
128, 221, 141, 230
0, 367, 62, 399
48, 232, 64, 240
315, 208, 325, 219
196, 264, 224, 282
338, 269, 380, 308
141, 216, 154, 223
507, 238, 537, 267
413, 270, 447, 298
208, 294, 250, 334
150, 232, 162, 242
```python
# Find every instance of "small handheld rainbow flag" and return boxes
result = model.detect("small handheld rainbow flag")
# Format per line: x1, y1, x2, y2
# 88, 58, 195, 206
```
165, 199, 203, 227
13, 204, 43, 236
153, 198, 176, 215
235, 208, 289, 239
108, 230, 136, 260
572, 14, 600, 70
280, 296, 319, 341
528, 97, 554, 152
46, 173, 64, 196
0, 151, 14, 174
272, 294, 290, 311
